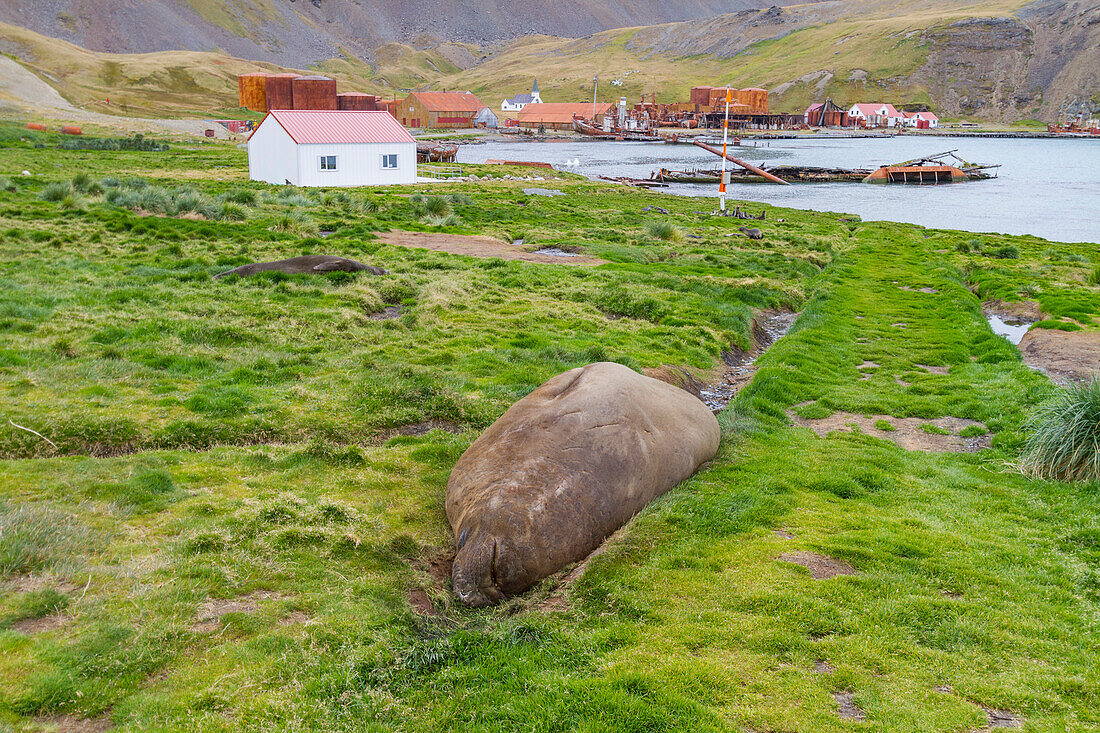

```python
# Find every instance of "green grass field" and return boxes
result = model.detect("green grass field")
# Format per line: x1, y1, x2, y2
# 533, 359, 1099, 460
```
1, 124, 1098, 732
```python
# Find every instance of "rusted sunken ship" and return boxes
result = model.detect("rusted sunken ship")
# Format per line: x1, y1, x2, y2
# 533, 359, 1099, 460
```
656, 149, 999, 184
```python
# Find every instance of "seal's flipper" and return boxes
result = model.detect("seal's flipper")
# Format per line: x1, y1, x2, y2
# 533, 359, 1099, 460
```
311, 260, 346, 271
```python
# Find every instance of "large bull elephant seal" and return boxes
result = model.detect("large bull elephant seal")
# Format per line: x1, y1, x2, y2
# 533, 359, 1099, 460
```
214, 255, 386, 279
446, 361, 721, 607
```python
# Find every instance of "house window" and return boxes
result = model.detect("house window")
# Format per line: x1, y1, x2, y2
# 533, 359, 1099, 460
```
381, 154, 398, 169
319, 155, 337, 171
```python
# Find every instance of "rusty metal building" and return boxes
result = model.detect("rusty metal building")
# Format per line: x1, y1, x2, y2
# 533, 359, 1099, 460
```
292, 76, 338, 110
265, 74, 299, 110
238, 73, 268, 112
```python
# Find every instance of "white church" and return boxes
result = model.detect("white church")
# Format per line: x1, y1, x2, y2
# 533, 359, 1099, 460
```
501, 79, 542, 112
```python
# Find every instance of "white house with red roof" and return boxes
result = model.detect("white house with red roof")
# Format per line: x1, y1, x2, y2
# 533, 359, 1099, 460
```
247, 110, 416, 187
847, 103, 905, 127
903, 111, 939, 128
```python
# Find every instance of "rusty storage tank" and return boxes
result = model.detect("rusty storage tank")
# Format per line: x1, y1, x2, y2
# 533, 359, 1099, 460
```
337, 92, 378, 111
690, 86, 715, 106
743, 88, 768, 114
292, 75, 337, 110
265, 73, 299, 110
238, 73, 268, 112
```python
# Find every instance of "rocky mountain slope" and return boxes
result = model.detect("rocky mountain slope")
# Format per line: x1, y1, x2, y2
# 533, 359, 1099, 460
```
435, 0, 1099, 122
0, 0, 1094, 123
0, 0, 805, 67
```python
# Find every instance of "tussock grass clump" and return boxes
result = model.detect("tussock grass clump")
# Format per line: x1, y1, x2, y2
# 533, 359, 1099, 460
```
0, 176, 15, 192
1087, 266, 1100, 286
271, 210, 319, 236
644, 221, 685, 243
213, 201, 249, 221
1021, 379, 1100, 483
70, 172, 96, 193
345, 196, 379, 215
38, 181, 72, 202
0, 501, 102, 578
221, 189, 259, 206
59, 192, 88, 210
424, 196, 453, 217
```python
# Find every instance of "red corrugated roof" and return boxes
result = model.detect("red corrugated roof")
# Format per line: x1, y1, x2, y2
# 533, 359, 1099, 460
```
258, 110, 414, 144
406, 91, 484, 112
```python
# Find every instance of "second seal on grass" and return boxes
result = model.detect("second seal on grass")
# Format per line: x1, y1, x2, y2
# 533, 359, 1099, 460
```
446, 361, 721, 607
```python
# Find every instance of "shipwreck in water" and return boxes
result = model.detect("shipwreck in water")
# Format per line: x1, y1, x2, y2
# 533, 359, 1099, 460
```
660, 148, 1000, 184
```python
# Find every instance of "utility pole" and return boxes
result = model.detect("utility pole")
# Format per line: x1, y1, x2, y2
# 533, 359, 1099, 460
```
719, 86, 731, 211
592, 74, 598, 120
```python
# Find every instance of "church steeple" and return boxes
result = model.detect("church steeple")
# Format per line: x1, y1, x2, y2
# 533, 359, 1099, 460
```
532, 78, 539, 94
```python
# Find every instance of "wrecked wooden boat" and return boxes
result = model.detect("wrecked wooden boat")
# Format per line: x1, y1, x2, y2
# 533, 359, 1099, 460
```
599, 175, 667, 188
573, 117, 661, 142
863, 150, 1000, 183
417, 143, 458, 163
655, 149, 999, 185
654, 166, 871, 184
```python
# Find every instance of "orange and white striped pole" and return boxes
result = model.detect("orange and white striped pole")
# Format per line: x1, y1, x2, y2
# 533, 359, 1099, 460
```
719, 86, 731, 211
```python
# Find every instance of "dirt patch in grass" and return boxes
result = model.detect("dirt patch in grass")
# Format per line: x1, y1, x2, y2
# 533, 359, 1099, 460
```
980, 705, 1023, 729
278, 611, 310, 626
915, 364, 950, 375
833, 691, 867, 720
191, 590, 288, 633
414, 549, 454, 589
367, 305, 403, 320
983, 299, 1045, 321
1017, 328, 1100, 384
377, 231, 606, 266
652, 310, 797, 412
406, 588, 439, 616
814, 660, 835, 673
788, 410, 990, 452
899, 285, 939, 294
780, 551, 856, 580
12, 613, 71, 634
34, 715, 112, 732
380, 420, 463, 442
9, 575, 77, 594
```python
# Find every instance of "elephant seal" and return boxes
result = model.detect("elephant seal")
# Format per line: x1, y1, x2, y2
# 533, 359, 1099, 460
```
214, 255, 386, 279
446, 362, 721, 607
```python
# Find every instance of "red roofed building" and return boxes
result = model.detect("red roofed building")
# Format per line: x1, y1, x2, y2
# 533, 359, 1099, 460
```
848, 103, 906, 128
903, 111, 939, 128
398, 91, 486, 129
515, 102, 615, 130
247, 110, 416, 186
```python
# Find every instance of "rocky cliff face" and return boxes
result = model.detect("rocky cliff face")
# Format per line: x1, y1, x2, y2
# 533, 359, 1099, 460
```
912, 0, 1100, 121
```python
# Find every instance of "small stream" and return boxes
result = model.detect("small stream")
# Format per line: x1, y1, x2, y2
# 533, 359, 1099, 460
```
698, 311, 798, 411
986, 313, 1034, 345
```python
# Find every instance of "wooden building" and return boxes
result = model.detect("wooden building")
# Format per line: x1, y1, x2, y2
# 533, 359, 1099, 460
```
398, 91, 485, 129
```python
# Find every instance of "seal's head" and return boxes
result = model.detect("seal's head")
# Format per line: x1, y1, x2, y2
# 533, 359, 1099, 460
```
451, 531, 508, 608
